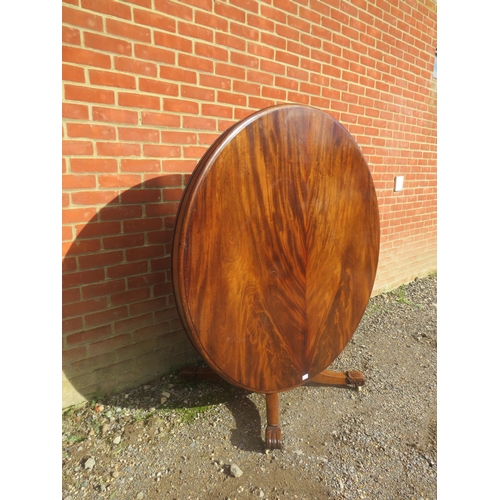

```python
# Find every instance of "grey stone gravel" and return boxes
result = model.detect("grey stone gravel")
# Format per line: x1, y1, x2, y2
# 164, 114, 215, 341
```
62, 274, 437, 499
230, 464, 243, 478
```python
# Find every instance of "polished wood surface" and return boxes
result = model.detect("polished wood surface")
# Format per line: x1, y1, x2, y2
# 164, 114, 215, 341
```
172, 104, 379, 394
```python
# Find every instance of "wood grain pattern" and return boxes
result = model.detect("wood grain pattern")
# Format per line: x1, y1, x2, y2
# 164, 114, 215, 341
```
172, 104, 379, 394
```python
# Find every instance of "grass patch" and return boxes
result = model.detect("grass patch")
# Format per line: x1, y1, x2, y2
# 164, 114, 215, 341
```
177, 404, 211, 424
66, 434, 86, 444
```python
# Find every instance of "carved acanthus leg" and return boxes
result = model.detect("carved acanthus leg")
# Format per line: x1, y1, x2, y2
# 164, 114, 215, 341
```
310, 369, 366, 388
265, 392, 283, 450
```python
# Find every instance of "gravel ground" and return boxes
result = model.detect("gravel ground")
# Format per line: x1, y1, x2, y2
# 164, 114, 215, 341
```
62, 274, 437, 500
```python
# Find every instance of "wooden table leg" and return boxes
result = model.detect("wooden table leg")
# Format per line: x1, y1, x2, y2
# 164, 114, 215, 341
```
310, 369, 365, 388
265, 392, 283, 450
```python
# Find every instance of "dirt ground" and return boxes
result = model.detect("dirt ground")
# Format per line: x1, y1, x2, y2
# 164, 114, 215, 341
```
62, 274, 437, 499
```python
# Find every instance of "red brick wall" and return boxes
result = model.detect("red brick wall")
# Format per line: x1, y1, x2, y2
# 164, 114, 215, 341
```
62, 0, 437, 406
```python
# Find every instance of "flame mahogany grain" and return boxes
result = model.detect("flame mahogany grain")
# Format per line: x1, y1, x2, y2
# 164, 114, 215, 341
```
172, 104, 380, 394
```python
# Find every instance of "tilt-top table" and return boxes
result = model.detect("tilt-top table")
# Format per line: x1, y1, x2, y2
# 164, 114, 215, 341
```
172, 104, 380, 449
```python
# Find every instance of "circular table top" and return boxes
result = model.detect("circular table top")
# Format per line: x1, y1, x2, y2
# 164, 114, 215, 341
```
172, 104, 380, 394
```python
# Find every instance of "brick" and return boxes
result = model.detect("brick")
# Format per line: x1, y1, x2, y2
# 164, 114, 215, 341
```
143, 145, 181, 158
102, 234, 146, 254
214, 1, 246, 22
288, 40, 309, 58
262, 86, 286, 100
75, 220, 121, 239
180, 85, 215, 102
144, 175, 183, 188
63, 103, 89, 120
261, 33, 286, 51
230, 22, 259, 42
118, 92, 160, 110
65, 84, 114, 104
118, 127, 159, 143
115, 56, 157, 77
123, 217, 163, 233
62, 256, 77, 273
70, 158, 118, 173
121, 159, 161, 173
215, 62, 245, 79
230, 51, 258, 69
111, 287, 150, 306
215, 32, 246, 51
197, 133, 220, 146
63, 268, 105, 289
88, 334, 131, 355
201, 104, 232, 118
82, 280, 126, 302
62, 6, 103, 31
63, 297, 108, 319
182, 116, 216, 130
161, 99, 199, 116
81, 0, 131, 20
71, 190, 118, 206
155, 0, 193, 20
63, 26, 81, 45
84, 32, 132, 56
133, 8, 176, 32
96, 142, 141, 157
161, 132, 195, 146
106, 18, 151, 43
135, 44, 174, 65
63, 140, 94, 156
234, 81, 261, 98
123, 0, 151, 7
63, 317, 84, 334
130, 297, 167, 316
62, 46, 111, 69
145, 203, 177, 217
126, 244, 165, 261
195, 10, 228, 31
301, 33, 322, 50
199, 74, 231, 90
178, 54, 213, 73
138, 78, 178, 97
159, 66, 197, 84
67, 123, 116, 140
79, 250, 125, 270
183, 145, 208, 158
115, 339, 157, 361
178, 21, 213, 42
195, 42, 228, 62
286, 92, 308, 105
62, 287, 81, 305
63, 345, 87, 364
248, 13, 274, 32
275, 77, 298, 91
88, 70, 136, 89
98, 205, 143, 220
260, 59, 285, 75
154, 31, 192, 52
67, 326, 114, 348
107, 261, 148, 279
149, 229, 174, 245
62, 174, 96, 189
62, 64, 86, 83
62, 207, 97, 224
92, 106, 138, 125
132, 322, 169, 341
64, 238, 101, 256
150, 256, 170, 272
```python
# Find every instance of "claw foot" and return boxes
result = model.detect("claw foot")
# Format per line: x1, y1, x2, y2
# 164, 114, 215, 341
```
265, 425, 282, 450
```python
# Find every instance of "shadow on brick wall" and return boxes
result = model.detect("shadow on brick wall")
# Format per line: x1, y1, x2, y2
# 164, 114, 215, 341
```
62, 174, 201, 405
